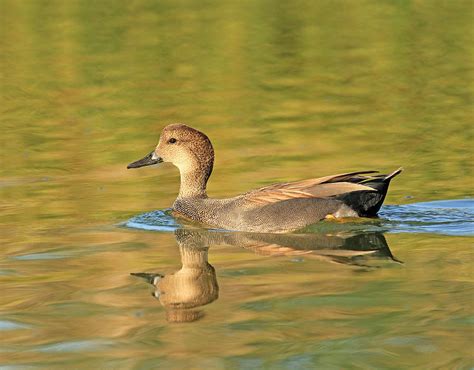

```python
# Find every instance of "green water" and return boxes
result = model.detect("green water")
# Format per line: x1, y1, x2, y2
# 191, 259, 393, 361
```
1, 1, 473, 369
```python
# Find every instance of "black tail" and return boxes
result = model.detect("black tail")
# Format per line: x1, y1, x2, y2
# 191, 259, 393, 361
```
336, 168, 403, 217
130, 272, 163, 285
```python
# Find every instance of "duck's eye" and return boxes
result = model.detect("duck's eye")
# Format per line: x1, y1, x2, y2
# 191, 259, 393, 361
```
168, 138, 177, 144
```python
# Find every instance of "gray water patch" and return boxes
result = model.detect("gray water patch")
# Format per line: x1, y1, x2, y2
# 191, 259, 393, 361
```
124, 209, 182, 232
12, 252, 68, 261
380, 199, 474, 236
0, 320, 30, 331
36, 340, 111, 353
0, 269, 17, 276
125, 221, 178, 232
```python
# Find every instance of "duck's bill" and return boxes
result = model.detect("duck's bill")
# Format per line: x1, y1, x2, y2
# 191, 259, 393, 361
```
127, 152, 163, 169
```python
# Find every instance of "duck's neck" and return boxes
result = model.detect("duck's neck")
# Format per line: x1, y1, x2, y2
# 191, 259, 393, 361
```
177, 162, 212, 199
179, 245, 209, 268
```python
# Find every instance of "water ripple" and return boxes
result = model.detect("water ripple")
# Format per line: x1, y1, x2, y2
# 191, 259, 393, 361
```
36, 340, 111, 353
380, 199, 474, 236
125, 208, 181, 232
0, 320, 30, 331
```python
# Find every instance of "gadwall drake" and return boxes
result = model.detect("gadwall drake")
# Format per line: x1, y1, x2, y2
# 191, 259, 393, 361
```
128, 124, 402, 233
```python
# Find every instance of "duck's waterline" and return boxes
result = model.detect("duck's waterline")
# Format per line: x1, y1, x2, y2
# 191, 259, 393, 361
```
125, 199, 474, 237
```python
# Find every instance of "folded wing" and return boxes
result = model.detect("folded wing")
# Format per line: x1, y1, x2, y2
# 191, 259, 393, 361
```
244, 170, 381, 206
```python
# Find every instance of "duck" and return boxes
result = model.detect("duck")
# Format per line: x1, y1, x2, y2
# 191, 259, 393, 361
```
127, 123, 402, 233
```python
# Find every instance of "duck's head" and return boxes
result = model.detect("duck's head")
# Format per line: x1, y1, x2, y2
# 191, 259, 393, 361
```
128, 123, 214, 171
127, 124, 214, 197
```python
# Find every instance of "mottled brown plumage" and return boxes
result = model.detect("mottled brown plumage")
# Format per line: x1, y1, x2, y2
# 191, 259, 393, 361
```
128, 124, 402, 233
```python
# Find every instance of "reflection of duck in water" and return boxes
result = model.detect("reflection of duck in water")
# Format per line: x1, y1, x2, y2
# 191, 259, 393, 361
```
132, 229, 400, 323
221, 230, 401, 267
132, 230, 219, 323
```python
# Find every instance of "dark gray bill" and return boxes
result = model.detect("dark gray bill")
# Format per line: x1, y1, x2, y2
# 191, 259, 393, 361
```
127, 151, 163, 169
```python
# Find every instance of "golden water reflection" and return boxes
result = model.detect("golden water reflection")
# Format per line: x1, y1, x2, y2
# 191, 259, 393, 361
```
0, 0, 472, 367
132, 229, 400, 323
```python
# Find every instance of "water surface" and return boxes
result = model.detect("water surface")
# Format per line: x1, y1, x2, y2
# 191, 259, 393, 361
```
1, 1, 473, 369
